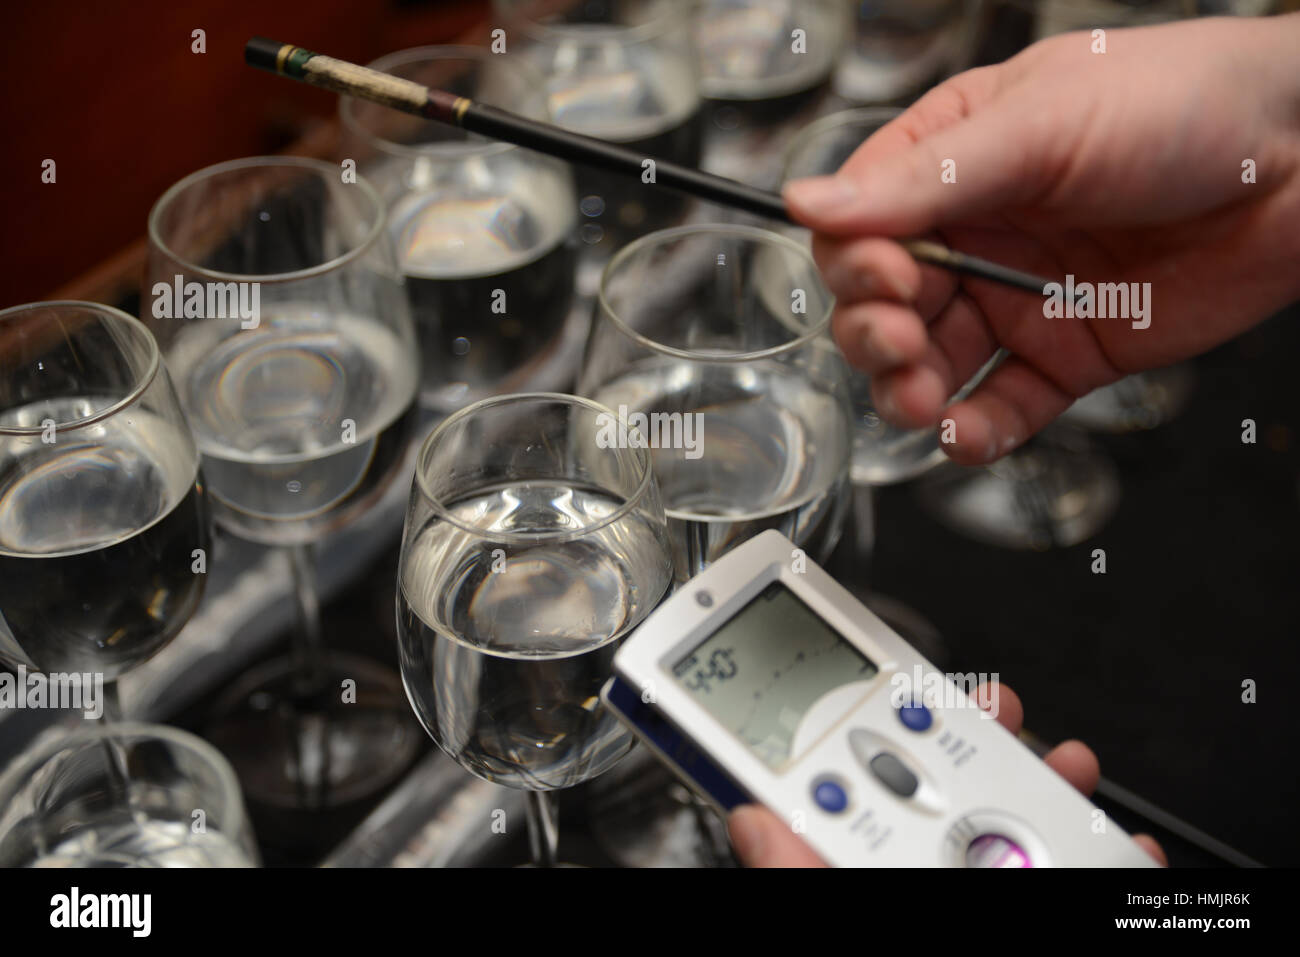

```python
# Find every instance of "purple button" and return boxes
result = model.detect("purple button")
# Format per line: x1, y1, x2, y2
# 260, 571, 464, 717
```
966, 834, 1033, 868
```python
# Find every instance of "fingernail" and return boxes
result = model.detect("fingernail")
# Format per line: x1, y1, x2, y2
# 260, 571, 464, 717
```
785, 176, 859, 217
729, 807, 765, 862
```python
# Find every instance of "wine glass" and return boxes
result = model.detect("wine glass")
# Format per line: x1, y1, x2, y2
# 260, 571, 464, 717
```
577, 224, 853, 581
396, 393, 674, 866
494, 0, 704, 250
145, 157, 422, 811
339, 45, 580, 416
0, 301, 209, 722
782, 107, 951, 487
0, 722, 258, 867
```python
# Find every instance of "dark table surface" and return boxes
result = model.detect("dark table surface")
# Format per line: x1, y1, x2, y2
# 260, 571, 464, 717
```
861, 305, 1300, 867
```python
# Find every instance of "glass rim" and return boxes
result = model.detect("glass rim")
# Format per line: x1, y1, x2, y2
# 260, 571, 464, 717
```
494, 0, 688, 45
340, 45, 548, 161
413, 391, 658, 545
0, 300, 162, 436
146, 156, 389, 284
780, 107, 905, 184
597, 223, 834, 363
0, 721, 249, 844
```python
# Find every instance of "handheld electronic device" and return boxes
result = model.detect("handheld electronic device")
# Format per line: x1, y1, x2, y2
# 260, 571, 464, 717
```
601, 530, 1156, 867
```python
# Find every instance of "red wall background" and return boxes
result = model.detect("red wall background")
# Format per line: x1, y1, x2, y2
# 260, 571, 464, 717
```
1, 0, 487, 307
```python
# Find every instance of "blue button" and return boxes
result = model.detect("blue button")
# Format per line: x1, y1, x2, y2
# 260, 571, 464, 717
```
898, 702, 933, 732
812, 778, 848, 813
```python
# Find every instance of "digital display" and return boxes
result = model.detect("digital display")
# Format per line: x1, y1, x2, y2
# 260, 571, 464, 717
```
671, 582, 878, 769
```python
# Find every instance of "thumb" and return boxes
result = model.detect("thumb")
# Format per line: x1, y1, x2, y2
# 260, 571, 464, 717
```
783, 100, 1047, 238
728, 805, 828, 868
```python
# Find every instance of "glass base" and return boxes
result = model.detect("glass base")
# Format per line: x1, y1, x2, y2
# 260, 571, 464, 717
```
1059, 365, 1195, 434
586, 746, 737, 868
205, 651, 421, 813
916, 433, 1121, 550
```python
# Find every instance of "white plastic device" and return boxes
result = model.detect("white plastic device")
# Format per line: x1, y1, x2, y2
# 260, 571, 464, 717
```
602, 530, 1156, 867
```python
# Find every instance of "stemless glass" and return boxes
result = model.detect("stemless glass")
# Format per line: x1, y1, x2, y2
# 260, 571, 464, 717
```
146, 157, 422, 810
340, 46, 579, 415
494, 0, 703, 249
396, 393, 673, 866
0, 722, 258, 867
782, 108, 950, 486
0, 302, 209, 721
578, 225, 853, 581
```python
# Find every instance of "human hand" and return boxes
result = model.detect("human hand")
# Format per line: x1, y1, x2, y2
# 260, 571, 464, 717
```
784, 14, 1300, 464
726, 682, 1166, 867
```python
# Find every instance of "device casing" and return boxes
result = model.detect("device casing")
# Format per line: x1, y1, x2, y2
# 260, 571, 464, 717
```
602, 530, 1156, 867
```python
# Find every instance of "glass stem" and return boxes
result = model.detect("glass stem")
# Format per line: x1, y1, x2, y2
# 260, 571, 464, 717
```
852, 483, 875, 576
100, 679, 123, 723
286, 542, 330, 809
97, 680, 134, 811
525, 791, 560, 867
287, 543, 325, 695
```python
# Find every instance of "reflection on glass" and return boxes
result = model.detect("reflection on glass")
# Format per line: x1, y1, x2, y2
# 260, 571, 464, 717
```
341, 46, 578, 414
396, 393, 674, 866
495, 0, 704, 248
579, 225, 853, 581
782, 108, 949, 485
0, 302, 209, 719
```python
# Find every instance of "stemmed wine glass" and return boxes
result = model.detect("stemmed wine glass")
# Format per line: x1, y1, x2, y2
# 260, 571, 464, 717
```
145, 157, 422, 811
0, 722, 258, 867
782, 108, 949, 488
577, 224, 853, 581
339, 45, 579, 416
0, 301, 209, 722
395, 393, 674, 866
494, 0, 704, 250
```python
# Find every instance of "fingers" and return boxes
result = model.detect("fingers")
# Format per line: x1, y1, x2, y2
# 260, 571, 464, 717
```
863, 292, 1001, 425
784, 101, 1044, 237
976, 681, 1023, 735
1133, 835, 1169, 867
937, 358, 1077, 463
832, 302, 929, 374
976, 684, 1103, 798
728, 804, 828, 868
783, 65, 1025, 237
1038, 737, 1167, 867
1043, 739, 1102, 796
813, 235, 923, 303
814, 233, 960, 378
